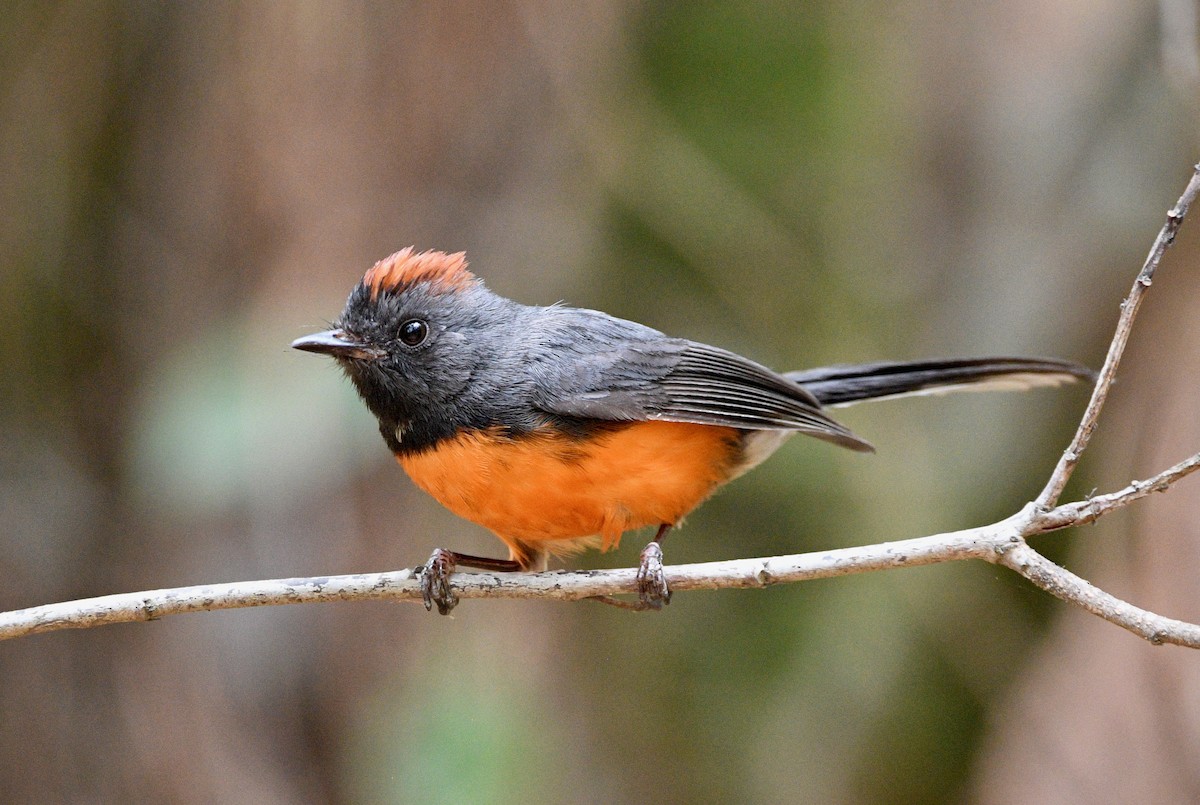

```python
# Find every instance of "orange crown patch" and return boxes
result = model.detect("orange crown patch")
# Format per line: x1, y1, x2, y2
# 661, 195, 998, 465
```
362, 247, 476, 299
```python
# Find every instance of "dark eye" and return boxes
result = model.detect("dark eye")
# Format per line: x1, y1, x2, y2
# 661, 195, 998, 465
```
399, 319, 428, 346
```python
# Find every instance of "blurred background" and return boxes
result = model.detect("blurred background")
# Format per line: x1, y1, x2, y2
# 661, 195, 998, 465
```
2, 1, 1199, 802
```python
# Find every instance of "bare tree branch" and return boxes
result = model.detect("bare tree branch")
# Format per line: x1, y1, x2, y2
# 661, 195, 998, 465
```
3, 164, 1200, 645
2, 451, 1198, 643
1034, 449, 1200, 531
1035, 165, 1200, 509
996, 540, 1200, 647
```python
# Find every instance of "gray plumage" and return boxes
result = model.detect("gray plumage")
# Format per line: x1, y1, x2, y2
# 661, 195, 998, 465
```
301, 268, 1092, 458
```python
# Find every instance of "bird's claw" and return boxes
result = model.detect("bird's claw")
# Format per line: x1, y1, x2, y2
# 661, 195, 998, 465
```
636, 541, 671, 609
420, 548, 458, 615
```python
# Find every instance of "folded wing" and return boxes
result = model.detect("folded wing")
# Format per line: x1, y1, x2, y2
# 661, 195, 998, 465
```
530, 309, 871, 452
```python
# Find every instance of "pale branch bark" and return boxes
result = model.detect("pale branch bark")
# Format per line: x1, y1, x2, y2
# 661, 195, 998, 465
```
2, 454, 1198, 643
1035, 165, 1200, 509
3, 165, 1200, 645
995, 540, 1200, 647
1032, 449, 1200, 532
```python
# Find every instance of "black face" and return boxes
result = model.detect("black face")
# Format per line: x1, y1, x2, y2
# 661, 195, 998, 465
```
292, 279, 527, 454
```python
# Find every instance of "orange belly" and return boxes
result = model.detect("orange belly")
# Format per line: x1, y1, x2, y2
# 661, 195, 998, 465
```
397, 420, 742, 567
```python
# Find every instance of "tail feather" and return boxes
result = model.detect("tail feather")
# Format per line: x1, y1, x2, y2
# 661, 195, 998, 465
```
786, 357, 1095, 408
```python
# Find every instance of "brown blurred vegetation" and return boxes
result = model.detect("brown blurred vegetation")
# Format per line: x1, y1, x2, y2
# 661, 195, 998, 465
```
1, 2, 1198, 802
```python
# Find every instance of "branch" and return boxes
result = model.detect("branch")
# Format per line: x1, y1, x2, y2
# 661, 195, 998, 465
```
1035, 165, 1200, 508
2, 453, 1198, 643
996, 540, 1200, 647
3, 165, 1200, 645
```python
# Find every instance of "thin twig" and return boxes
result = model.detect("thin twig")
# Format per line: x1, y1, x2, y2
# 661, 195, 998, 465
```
1033, 450, 1200, 531
0, 526, 1001, 639
1035, 163, 1200, 509
996, 541, 1200, 647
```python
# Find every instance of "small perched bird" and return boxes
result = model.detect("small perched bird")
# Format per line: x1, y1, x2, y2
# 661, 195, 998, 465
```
293, 248, 1092, 613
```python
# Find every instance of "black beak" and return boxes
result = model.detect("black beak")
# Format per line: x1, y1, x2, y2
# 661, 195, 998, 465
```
291, 329, 385, 360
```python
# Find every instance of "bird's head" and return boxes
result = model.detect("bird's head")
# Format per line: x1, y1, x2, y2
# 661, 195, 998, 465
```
292, 247, 511, 450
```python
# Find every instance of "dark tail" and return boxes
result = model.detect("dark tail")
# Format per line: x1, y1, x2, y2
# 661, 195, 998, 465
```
786, 357, 1095, 408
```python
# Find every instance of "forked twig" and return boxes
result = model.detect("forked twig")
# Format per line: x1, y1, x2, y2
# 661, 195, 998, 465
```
1036, 165, 1200, 508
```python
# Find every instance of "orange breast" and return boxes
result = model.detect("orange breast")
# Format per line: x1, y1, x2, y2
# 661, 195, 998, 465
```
397, 420, 742, 566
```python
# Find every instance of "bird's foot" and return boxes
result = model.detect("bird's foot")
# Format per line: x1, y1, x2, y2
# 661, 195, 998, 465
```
420, 547, 458, 615
418, 550, 525, 614
636, 540, 671, 610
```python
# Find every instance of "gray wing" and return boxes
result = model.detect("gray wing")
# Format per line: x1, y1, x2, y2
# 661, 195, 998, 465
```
528, 307, 872, 452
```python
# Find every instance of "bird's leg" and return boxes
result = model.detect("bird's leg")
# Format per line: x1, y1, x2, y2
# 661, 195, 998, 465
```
636, 523, 673, 609
419, 548, 522, 615
590, 524, 674, 611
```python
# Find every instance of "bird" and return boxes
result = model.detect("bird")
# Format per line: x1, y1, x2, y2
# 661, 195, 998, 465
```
292, 247, 1092, 614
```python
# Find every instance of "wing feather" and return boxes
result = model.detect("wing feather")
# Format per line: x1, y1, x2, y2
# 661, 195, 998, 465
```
530, 311, 871, 452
